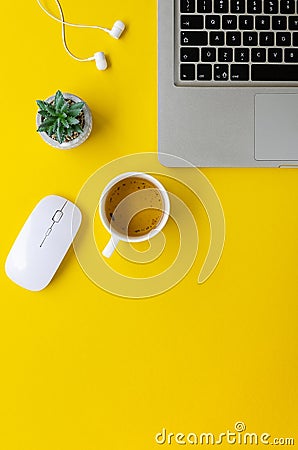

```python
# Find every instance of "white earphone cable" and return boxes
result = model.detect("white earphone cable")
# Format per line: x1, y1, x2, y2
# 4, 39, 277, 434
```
54, 0, 94, 62
36, 0, 109, 33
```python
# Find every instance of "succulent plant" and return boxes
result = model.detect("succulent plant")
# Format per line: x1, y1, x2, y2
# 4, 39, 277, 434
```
36, 90, 85, 144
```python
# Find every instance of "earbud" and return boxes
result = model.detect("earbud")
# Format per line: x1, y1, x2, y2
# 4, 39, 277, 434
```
109, 20, 125, 39
94, 52, 108, 71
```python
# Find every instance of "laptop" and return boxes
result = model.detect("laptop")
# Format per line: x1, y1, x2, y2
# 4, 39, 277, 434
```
158, 0, 298, 167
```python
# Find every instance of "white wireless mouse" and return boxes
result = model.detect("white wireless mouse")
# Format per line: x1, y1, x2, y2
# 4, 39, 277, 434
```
5, 195, 82, 291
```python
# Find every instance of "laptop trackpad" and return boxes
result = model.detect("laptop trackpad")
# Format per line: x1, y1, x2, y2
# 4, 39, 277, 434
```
255, 93, 298, 161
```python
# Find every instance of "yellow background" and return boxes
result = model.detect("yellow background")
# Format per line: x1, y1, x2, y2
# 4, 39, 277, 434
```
0, 0, 297, 449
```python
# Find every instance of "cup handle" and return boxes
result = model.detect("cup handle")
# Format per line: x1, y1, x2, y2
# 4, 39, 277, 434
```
102, 236, 120, 258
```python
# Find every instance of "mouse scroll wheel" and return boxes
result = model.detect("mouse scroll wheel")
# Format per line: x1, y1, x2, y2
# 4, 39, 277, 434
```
52, 210, 63, 223
45, 228, 52, 237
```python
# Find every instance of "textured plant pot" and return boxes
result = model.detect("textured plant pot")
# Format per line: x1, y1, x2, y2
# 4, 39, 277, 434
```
36, 92, 92, 150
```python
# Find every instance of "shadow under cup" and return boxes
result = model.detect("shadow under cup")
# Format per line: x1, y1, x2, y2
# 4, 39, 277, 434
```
103, 175, 167, 240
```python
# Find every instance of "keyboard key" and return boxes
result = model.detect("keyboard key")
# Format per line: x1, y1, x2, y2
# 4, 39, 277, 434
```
197, 0, 212, 13
197, 64, 212, 80
181, 0, 195, 13
276, 32, 291, 46
255, 16, 270, 30
205, 15, 220, 29
285, 48, 298, 61
201, 47, 216, 61
181, 31, 208, 46
214, 0, 229, 13
218, 47, 233, 61
235, 47, 250, 61
180, 64, 195, 80
180, 47, 200, 62
243, 32, 258, 46
226, 31, 241, 45
289, 17, 298, 30
268, 48, 283, 61
293, 32, 298, 45
264, 0, 279, 13
222, 15, 238, 29
272, 16, 287, 30
251, 64, 298, 81
251, 48, 266, 61
259, 32, 274, 46
214, 64, 229, 80
181, 15, 204, 29
247, 0, 262, 13
239, 15, 254, 30
210, 31, 225, 45
231, 64, 249, 80
280, 0, 295, 13
231, 0, 245, 13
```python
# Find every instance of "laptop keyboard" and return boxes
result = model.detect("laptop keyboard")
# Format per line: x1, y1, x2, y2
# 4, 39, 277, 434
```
178, 0, 298, 84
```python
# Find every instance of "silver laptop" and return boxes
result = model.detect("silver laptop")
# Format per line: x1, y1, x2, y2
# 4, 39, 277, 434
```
158, 0, 298, 167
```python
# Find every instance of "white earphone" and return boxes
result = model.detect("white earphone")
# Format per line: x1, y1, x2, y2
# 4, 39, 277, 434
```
36, 0, 125, 70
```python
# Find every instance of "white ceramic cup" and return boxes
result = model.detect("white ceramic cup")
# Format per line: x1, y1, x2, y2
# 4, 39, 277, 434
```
99, 172, 170, 258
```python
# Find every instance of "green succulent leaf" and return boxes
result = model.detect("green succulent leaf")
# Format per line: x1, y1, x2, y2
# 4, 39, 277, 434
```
37, 117, 56, 132
55, 90, 65, 113
38, 110, 48, 117
47, 125, 55, 136
38, 123, 51, 133
56, 123, 65, 144
73, 124, 83, 133
68, 102, 84, 117
68, 116, 80, 125
44, 104, 56, 116
37, 124, 47, 132
61, 118, 70, 128
44, 117, 56, 127
69, 101, 84, 111
60, 102, 69, 113
36, 100, 46, 110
